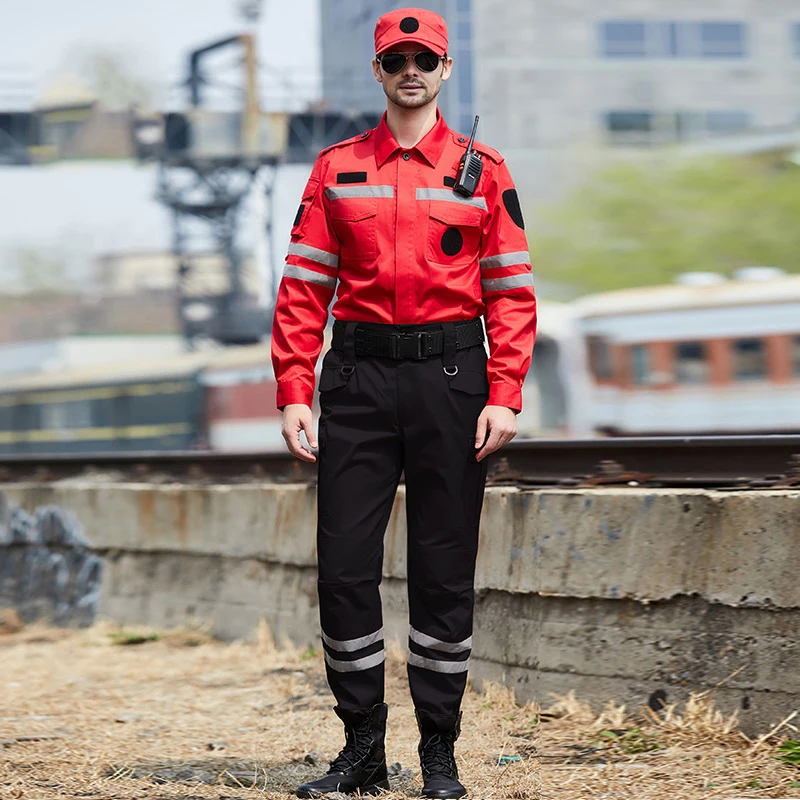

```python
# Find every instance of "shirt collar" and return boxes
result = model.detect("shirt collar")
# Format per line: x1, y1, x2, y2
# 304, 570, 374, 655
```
373, 109, 451, 168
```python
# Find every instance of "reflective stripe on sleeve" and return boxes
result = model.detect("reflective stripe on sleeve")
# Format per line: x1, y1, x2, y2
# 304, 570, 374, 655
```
480, 251, 531, 270
407, 652, 470, 674
325, 186, 395, 200
409, 626, 472, 654
324, 649, 385, 673
481, 273, 535, 293
283, 264, 336, 289
322, 628, 383, 653
415, 188, 488, 210
286, 242, 339, 268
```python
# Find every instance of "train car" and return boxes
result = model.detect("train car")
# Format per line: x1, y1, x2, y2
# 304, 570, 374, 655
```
0, 352, 211, 454
572, 271, 800, 435
0, 342, 285, 455
201, 343, 283, 451
516, 301, 576, 437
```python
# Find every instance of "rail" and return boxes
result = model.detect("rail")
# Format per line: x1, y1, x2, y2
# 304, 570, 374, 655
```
1, 436, 800, 488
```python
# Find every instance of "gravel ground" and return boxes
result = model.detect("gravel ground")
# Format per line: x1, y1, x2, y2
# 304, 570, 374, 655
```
1, 616, 799, 800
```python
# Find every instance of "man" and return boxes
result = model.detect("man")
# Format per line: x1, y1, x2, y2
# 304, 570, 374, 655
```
271, 8, 536, 799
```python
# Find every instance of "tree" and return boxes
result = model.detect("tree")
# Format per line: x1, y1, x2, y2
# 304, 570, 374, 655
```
68, 48, 157, 110
531, 154, 800, 294
7, 247, 73, 295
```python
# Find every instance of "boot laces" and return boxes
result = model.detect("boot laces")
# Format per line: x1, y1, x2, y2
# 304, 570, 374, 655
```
329, 722, 374, 773
421, 733, 457, 779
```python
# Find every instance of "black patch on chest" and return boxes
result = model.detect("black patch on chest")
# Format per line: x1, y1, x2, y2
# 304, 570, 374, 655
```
400, 16, 420, 33
293, 203, 305, 227
441, 227, 463, 256
336, 172, 368, 184
443, 176, 456, 187
503, 189, 525, 230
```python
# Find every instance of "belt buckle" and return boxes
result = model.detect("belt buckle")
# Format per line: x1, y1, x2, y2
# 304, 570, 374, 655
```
397, 331, 426, 360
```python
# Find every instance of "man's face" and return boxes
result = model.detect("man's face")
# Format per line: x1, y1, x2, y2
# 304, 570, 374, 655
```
372, 47, 453, 109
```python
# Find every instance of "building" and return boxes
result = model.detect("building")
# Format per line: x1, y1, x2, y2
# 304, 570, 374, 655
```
0, 64, 35, 164
320, 1, 800, 203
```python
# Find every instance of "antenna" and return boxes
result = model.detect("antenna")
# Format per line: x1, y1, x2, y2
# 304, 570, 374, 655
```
465, 114, 479, 153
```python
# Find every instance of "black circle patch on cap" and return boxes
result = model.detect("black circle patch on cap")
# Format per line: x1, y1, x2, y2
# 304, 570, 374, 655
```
441, 227, 463, 256
503, 189, 525, 230
400, 16, 420, 33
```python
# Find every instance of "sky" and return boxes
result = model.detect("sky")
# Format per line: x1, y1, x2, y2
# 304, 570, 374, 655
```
0, 0, 320, 108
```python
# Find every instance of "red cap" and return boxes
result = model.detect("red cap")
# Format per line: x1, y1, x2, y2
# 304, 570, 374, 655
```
374, 8, 448, 57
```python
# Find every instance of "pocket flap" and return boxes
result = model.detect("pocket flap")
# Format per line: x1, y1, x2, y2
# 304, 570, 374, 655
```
329, 199, 378, 222
318, 367, 351, 392
429, 201, 483, 227
448, 369, 489, 395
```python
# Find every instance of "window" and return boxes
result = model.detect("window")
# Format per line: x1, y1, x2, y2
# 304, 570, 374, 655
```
601, 22, 648, 57
698, 22, 746, 58
705, 111, 751, 134
588, 336, 613, 380
607, 111, 653, 133
600, 20, 747, 59
605, 111, 658, 145
732, 339, 767, 381
457, 53, 473, 106
630, 345, 651, 386
452, 0, 474, 137
607, 110, 751, 145
40, 401, 92, 430
792, 336, 800, 377
457, 20, 472, 42
675, 342, 709, 384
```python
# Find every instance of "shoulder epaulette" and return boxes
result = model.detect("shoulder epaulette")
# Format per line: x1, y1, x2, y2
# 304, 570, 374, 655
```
474, 141, 503, 164
319, 129, 375, 156
450, 131, 503, 164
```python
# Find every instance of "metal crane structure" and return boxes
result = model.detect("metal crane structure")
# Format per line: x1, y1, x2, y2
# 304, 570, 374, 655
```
155, 0, 381, 349
157, 31, 285, 348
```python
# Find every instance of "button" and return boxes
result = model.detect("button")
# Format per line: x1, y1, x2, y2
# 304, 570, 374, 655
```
402, 152, 411, 161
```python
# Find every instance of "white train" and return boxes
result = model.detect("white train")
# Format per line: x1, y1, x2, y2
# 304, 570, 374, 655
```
558, 270, 800, 436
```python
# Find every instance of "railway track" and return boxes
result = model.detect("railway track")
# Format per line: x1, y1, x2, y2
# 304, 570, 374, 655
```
1, 436, 800, 489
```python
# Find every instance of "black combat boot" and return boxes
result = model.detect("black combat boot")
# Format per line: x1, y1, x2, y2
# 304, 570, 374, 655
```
296, 702, 390, 798
416, 709, 467, 799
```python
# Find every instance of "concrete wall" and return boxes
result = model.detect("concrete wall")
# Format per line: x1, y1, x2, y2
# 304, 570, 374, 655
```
1, 481, 798, 734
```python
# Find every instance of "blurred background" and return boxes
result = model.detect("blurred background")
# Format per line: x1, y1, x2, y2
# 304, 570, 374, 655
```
1, 0, 800, 452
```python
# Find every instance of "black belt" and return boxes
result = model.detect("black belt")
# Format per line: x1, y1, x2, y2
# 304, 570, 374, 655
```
332, 319, 484, 361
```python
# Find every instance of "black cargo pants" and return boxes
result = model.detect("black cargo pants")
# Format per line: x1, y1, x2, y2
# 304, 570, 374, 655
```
316, 320, 489, 717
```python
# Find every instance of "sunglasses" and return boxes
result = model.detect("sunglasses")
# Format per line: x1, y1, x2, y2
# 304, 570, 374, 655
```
376, 51, 445, 74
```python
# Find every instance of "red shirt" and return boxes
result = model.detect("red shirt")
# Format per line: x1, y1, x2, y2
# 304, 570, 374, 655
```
271, 111, 537, 412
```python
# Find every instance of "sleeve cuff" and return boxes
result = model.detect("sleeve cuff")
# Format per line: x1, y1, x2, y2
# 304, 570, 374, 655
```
276, 379, 314, 410
488, 382, 522, 414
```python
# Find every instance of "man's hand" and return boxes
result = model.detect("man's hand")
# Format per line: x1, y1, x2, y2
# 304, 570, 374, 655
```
475, 405, 518, 462
281, 403, 317, 462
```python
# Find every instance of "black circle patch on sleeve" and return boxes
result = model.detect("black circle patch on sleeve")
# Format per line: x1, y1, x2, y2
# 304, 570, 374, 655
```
441, 227, 463, 256
502, 189, 525, 230
399, 16, 420, 33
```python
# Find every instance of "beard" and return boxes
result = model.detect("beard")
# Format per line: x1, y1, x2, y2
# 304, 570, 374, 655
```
383, 79, 440, 109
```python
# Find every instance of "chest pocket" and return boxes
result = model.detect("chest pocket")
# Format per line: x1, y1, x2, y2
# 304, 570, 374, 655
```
426, 201, 484, 266
329, 199, 378, 262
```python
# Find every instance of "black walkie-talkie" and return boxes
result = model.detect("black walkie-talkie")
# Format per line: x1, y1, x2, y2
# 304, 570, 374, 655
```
454, 115, 483, 198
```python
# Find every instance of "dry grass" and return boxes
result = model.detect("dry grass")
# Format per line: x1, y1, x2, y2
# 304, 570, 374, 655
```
1, 620, 799, 800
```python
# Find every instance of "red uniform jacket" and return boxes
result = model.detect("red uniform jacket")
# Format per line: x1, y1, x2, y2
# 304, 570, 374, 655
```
271, 111, 537, 412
